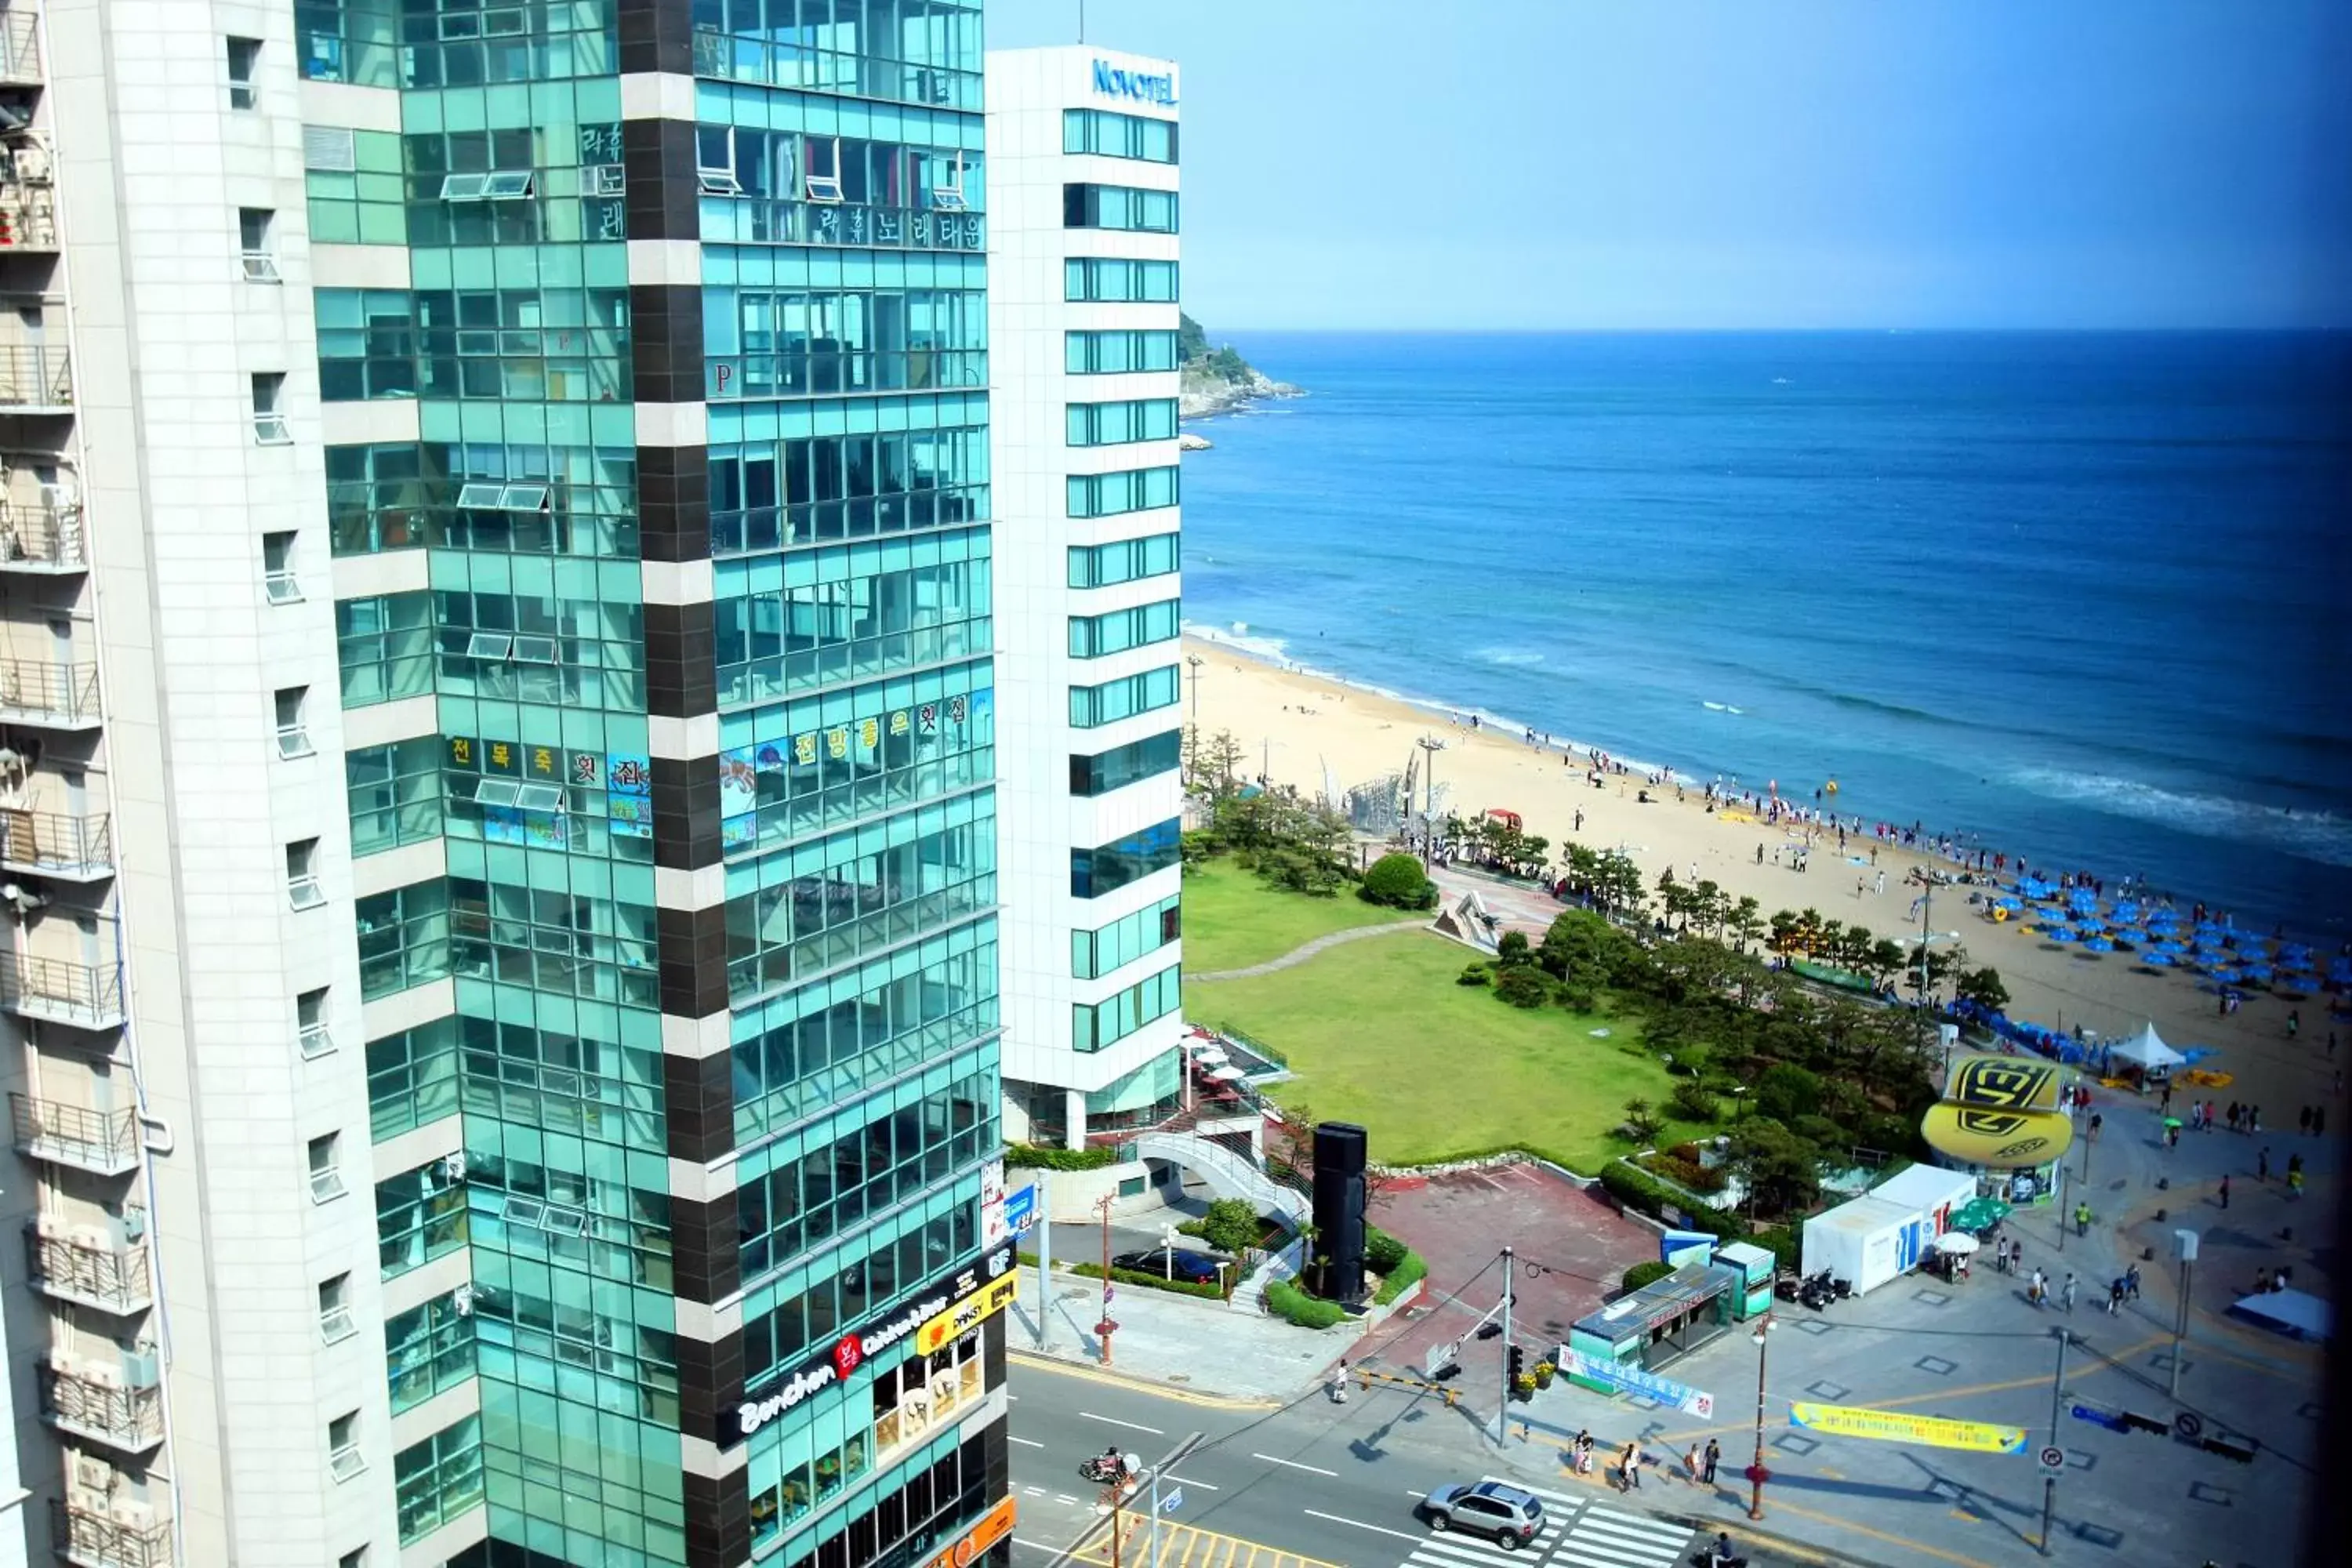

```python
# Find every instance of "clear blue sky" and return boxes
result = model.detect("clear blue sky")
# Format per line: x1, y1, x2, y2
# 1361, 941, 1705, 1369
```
987, 0, 2352, 330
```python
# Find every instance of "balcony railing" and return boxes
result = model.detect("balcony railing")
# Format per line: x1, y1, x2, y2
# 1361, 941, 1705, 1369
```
2, 953, 125, 1028
0, 10, 39, 85
0, 343, 72, 408
0, 659, 102, 727
50, 1498, 175, 1568
38, 1359, 165, 1454
0, 808, 113, 878
0, 492, 86, 570
0, 193, 58, 250
10, 1094, 139, 1175
25, 1223, 152, 1315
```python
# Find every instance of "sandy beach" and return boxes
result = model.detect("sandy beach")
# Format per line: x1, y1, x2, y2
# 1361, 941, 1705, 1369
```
1182, 636, 2343, 1119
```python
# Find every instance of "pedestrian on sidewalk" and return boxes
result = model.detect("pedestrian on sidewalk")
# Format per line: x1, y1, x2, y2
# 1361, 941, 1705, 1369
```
2089, 1112, 2103, 1142
2220, 1174, 2230, 1210
1328, 1360, 1349, 1404
1703, 1439, 1721, 1485
2126, 1265, 2142, 1301
1573, 1430, 1594, 1475
1620, 1442, 1643, 1492
2107, 1278, 2125, 1314
2259, 1145, 2271, 1182
2062, 1272, 2078, 1312
2074, 1201, 2092, 1236
2029, 1267, 2047, 1307
1686, 1444, 1703, 1486
2228, 1102, 2241, 1132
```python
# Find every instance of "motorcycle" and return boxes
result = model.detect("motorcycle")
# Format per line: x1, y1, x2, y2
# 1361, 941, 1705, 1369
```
1079, 1455, 1127, 1485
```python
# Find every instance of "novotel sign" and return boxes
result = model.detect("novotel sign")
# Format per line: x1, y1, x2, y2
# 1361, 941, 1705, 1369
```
730, 1241, 1015, 1443
1091, 58, 1176, 107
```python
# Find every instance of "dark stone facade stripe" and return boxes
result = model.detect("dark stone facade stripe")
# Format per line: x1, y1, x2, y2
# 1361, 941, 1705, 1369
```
651, 753, 723, 871
682, 1464, 753, 1568
644, 598, 718, 719
639, 441, 712, 564
670, 1189, 743, 1307
656, 898, 731, 1018
630, 282, 706, 405
617, 0, 698, 75
622, 117, 702, 241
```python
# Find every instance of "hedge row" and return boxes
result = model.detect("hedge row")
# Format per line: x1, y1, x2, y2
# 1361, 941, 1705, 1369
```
1374, 1249, 1428, 1306
1068, 1261, 1225, 1302
1265, 1277, 1348, 1329
1601, 1159, 1805, 1272
1004, 1143, 1118, 1171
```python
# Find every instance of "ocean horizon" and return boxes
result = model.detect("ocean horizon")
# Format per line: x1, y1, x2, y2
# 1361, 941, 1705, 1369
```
1177, 329, 2352, 938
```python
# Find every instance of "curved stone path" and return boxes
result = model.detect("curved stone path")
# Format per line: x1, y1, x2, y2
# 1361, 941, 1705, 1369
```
1186, 919, 1428, 982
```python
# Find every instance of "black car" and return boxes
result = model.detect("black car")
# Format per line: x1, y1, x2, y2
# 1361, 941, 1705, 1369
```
1112, 1247, 1224, 1284
1420, 1480, 1544, 1549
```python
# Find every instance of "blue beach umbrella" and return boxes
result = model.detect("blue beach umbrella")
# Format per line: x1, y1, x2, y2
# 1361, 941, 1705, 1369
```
2085, 937, 2115, 953
2143, 952, 2176, 967
2243, 964, 2274, 982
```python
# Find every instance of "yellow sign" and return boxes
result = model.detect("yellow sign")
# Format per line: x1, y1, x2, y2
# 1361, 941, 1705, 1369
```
1921, 1102, 2074, 1168
915, 1272, 1015, 1357
1790, 1403, 2027, 1455
1944, 1054, 2062, 1113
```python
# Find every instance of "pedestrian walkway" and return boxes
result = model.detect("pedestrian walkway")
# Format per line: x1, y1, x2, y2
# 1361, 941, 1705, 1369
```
1185, 917, 1427, 982
1007, 1268, 1348, 1402
1071, 1520, 1342, 1568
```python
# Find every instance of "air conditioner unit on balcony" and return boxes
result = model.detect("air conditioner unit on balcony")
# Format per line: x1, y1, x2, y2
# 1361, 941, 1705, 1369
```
109, 1501, 154, 1530
34, 1210, 69, 1239
82, 1362, 122, 1388
68, 1452, 114, 1493
71, 1225, 112, 1250
118, 1207, 147, 1241
5, 143, 51, 183
48, 1350, 82, 1377
122, 1348, 159, 1388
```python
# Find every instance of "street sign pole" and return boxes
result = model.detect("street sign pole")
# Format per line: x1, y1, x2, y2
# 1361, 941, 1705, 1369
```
2040, 1328, 2067, 1555
1035, 1177, 1051, 1351
1491, 1247, 1514, 1446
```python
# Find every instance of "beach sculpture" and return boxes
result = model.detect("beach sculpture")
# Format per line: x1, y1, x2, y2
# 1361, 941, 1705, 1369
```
1919, 1053, 2074, 1168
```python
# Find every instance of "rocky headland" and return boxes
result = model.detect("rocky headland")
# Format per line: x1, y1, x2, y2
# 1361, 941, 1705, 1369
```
1178, 311, 1301, 421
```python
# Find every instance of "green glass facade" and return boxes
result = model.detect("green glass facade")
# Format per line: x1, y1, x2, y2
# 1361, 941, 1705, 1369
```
305, 3, 1009, 1566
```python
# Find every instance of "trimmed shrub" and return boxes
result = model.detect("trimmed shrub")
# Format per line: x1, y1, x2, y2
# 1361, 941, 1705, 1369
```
1069, 1261, 1224, 1302
1004, 1143, 1116, 1171
1360, 852, 1438, 909
1364, 1228, 1410, 1275
1493, 965, 1552, 1009
1198, 1198, 1261, 1255
1374, 1249, 1428, 1305
1621, 1260, 1676, 1292
1599, 1160, 1745, 1240
1668, 1080, 1720, 1123
1266, 1278, 1348, 1329
1457, 964, 1491, 987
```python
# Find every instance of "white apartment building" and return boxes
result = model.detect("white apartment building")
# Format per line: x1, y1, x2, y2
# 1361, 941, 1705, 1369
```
0, 4, 396, 1565
986, 46, 1192, 1151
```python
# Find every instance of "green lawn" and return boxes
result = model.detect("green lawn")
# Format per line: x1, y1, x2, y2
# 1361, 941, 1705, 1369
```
1178, 858, 1417, 974
1186, 930, 1707, 1173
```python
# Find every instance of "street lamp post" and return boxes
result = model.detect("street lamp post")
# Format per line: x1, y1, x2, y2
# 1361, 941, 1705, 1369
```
1416, 735, 1446, 821
1746, 1316, 1777, 1519
1186, 654, 1204, 717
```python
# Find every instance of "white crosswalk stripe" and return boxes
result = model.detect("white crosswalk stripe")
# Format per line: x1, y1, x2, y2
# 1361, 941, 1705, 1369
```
1548, 1503, 1692, 1568
1403, 1532, 1534, 1567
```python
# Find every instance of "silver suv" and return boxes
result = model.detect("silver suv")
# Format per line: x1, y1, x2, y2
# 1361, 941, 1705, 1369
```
1420, 1479, 1544, 1549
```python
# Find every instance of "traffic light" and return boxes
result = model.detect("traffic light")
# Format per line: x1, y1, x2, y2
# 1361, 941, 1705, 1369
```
1506, 1343, 1526, 1399
1475, 1322, 1503, 1341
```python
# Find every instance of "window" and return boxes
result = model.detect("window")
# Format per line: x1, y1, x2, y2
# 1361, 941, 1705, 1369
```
226, 36, 260, 109
263, 531, 301, 603
1065, 258, 1179, 303
1065, 108, 1179, 164
1067, 329, 1181, 376
696, 126, 742, 195
1069, 664, 1181, 728
1069, 533, 1179, 590
1070, 730, 1182, 797
804, 136, 843, 202
328, 1411, 365, 1481
1068, 466, 1180, 520
239, 209, 279, 281
1068, 599, 1181, 659
274, 686, 313, 758
251, 372, 290, 444
1073, 962, 1182, 1052
1073, 894, 1181, 979
347, 737, 443, 858
1068, 398, 1180, 448
394, 1415, 483, 1544
298, 987, 333, 1059
287, 839, 325, 909
318, 1273, 357, 1344
365, 1018, 460, 1143
308, 1133, 347, 1203
1071, 818, 1181, 899
1063, 182, 1178, 233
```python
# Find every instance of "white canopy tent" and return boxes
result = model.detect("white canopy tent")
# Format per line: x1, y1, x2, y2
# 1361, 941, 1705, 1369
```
2110, 1022, 2187, 1074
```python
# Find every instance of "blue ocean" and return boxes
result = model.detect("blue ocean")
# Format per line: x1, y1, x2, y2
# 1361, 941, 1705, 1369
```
1178, 332, 2352, 937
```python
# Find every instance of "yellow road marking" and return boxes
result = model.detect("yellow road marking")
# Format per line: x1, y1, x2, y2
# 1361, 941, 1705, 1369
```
1069, 1522, 1341, 1568
1008, 1352, 1282, 1410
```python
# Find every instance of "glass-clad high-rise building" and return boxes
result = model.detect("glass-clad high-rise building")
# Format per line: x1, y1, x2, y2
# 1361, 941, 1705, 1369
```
291, 2, 1014, 1566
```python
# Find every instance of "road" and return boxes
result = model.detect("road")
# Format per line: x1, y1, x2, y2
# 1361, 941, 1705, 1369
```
1006, 1359, 1802, 1568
